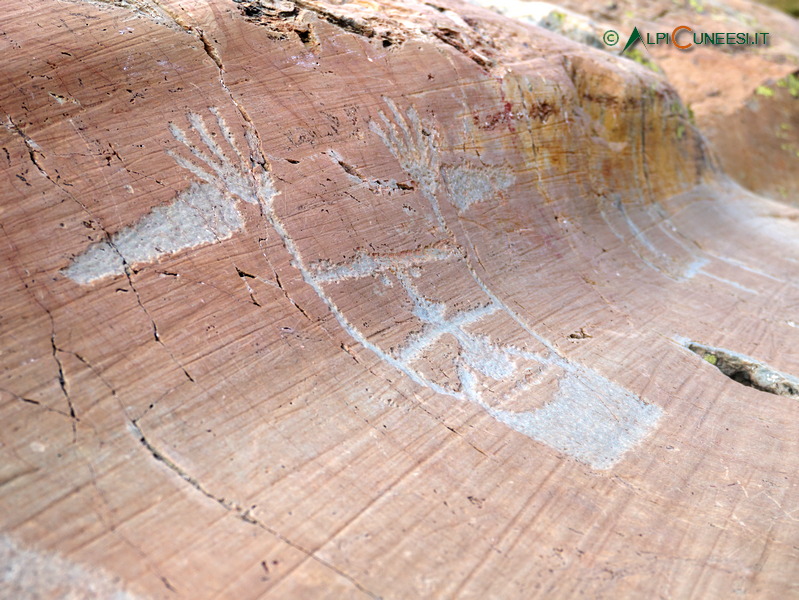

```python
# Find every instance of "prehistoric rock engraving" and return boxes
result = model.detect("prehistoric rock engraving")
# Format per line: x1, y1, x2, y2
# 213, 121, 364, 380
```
371, 102, 441, 203
599, 192, 776, 291
391, 274, 507, 374
599, 193, 708, 281
490, 364, 662, 469
441, 163, 515, 212
322, 98, 663, 469
310, 245, 552, 406
325, 149, 408, 194
0, 534, 141, 600
63, 108, 275, 284
308, 241, 462, 283
62, 102, 660, 468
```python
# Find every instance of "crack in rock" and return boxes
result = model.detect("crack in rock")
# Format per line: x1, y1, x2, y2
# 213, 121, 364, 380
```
688, 341, 799, 397
129, 421, 382, 599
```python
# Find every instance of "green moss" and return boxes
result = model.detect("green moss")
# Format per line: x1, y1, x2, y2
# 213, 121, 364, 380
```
686, 104, 696, 125
688, 0, 705, 13
756, 85, 775, 97
666, 98, 694, 139
703, 353, 717, 365
756, 0, 799, 17
776, 73, 799, 98
779, 143, 799, 158
549, 10, 566, 26
624, 48, 661, 73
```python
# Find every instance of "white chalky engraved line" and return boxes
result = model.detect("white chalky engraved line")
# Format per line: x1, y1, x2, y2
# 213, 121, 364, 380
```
600, 185, 759, 291
599, 191, 707, 281
0, 534, 142, 600
334, 98, 660, 469
63, 108, 272, 284
64, 104, 660, 469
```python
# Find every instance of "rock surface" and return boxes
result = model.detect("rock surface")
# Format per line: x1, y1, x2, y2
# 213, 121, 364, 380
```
505, 0, 799, 203
1, 0, 798, 598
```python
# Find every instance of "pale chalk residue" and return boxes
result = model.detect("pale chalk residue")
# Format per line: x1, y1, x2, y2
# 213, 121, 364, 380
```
308, 242, 461, 283
63, 108, 274, 284
59, 95, 662, 470
63, 184, 243, 284
488, 366, 662, 470
309, 241, 658, 469
0, 534, 143, 600
441, 162, 514, 212
310, 99, 663, 469
600, 194, 708, 281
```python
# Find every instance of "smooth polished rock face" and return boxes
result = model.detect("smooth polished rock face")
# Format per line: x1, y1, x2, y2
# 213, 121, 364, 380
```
1, 1, 799, 599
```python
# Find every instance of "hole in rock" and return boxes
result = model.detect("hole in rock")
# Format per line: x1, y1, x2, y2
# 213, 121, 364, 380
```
687, 341, 799, 397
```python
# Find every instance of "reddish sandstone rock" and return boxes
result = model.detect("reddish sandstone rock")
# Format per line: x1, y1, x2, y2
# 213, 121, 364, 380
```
1, 1, 798, 598
532, 0, 799, 203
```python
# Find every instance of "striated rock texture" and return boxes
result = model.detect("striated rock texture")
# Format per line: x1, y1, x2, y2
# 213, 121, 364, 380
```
489, 0, 799, 204
1, 0, 798, 598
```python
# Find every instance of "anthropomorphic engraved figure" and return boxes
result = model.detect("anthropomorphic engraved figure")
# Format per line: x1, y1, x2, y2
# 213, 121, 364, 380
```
65, 105, 661, 469
314, 99, 663, 469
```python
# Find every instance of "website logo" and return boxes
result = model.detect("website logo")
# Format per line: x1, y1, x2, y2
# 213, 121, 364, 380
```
603, 26, 770, 53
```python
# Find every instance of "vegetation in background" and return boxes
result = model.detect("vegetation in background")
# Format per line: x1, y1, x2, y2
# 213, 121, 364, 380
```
755, 0, 799, 17
776, 73, 799, 98
624, 48, 662, 73
756, 85, 775, 97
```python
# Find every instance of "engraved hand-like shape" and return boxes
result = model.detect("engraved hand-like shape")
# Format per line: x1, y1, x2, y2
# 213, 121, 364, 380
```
166, 108, 275, 206
63, 109, 275, 284
64, 101, 661, 469
371, 100, 441, 201
352, 99, 662, 468
371, 97, 514, 216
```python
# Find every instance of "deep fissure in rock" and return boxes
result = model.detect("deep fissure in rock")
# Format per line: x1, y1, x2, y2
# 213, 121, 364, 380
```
688, 342, 799, 397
